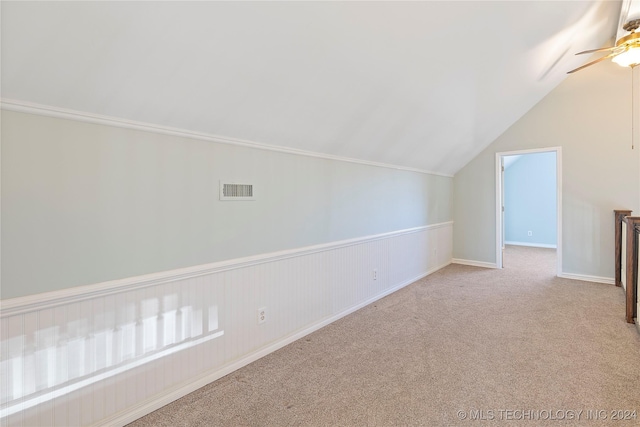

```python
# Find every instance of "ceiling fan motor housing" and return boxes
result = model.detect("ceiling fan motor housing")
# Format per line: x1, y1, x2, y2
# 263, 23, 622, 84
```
622, 19, 640, 33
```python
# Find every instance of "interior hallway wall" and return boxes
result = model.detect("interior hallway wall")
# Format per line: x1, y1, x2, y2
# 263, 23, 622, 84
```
453, 61, 640, 280
1, 108, 455, 426
1, 110, 453, 299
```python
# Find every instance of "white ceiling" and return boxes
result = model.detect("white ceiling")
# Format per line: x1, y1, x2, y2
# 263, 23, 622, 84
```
1, 1, 623, 175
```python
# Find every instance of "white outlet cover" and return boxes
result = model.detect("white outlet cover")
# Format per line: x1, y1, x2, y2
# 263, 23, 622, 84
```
258, 307, 266, 324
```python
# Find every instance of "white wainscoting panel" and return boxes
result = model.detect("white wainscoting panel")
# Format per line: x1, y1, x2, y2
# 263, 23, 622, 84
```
0, 222, 452, 427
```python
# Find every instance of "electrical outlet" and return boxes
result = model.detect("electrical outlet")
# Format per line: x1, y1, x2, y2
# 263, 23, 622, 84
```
258, 307, 266, 324
528, 231, 532, 236
373, 269, 378, 280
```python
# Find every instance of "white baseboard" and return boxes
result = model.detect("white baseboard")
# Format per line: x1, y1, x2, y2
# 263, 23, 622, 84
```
557, 273, 615, 285
451, 258, 498, 269
504, 241, 557, 249
99, 260, 452, 427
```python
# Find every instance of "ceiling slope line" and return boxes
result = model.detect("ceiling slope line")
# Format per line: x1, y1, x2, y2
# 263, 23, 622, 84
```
0, 98, 453, 178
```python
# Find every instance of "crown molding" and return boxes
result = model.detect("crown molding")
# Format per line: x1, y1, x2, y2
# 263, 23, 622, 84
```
0, 98, 454, 178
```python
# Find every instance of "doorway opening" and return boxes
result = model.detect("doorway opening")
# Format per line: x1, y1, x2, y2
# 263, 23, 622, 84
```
495, 147, 562, 274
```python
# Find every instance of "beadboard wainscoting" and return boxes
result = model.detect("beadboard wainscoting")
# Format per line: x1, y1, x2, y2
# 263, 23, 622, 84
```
0, 222, 452, 427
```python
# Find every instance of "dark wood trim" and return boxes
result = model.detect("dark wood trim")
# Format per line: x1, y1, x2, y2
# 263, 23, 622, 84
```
623, 216, 640, 323
615, 210, 632, 287
631, 226, 640, 326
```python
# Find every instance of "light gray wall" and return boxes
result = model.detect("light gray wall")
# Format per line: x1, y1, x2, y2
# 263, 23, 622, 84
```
1, 110, 453, 299
453, 62, 640, 279
504, 152, 556, 246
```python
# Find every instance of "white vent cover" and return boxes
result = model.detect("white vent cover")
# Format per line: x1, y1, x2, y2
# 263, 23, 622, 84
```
219, 181, 255, 201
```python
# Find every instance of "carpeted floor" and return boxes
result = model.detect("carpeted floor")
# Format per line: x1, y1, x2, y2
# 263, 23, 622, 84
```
128, 246, 640, 426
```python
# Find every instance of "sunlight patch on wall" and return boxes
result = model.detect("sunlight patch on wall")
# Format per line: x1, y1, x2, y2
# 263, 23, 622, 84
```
0, 296, 223, 419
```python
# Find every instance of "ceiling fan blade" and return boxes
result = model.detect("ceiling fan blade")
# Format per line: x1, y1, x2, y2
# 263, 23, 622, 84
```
575, 46, 617, 55
567, 52, 619, 74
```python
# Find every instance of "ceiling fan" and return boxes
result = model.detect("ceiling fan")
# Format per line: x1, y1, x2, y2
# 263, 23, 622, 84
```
567, 18, 640, 73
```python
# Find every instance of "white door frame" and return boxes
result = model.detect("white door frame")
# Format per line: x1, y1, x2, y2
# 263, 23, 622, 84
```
495, 147, 562, 275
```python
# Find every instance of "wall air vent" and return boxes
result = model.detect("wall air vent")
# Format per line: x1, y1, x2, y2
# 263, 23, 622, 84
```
219, 181, 255, 201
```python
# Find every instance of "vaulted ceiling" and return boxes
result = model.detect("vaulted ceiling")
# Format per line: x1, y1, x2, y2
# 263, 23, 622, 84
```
1, 1, 624, 175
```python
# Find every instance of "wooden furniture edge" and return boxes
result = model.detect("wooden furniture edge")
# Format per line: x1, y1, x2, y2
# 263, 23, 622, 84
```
623, 216, 640, 323
615, 210, 633, 287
